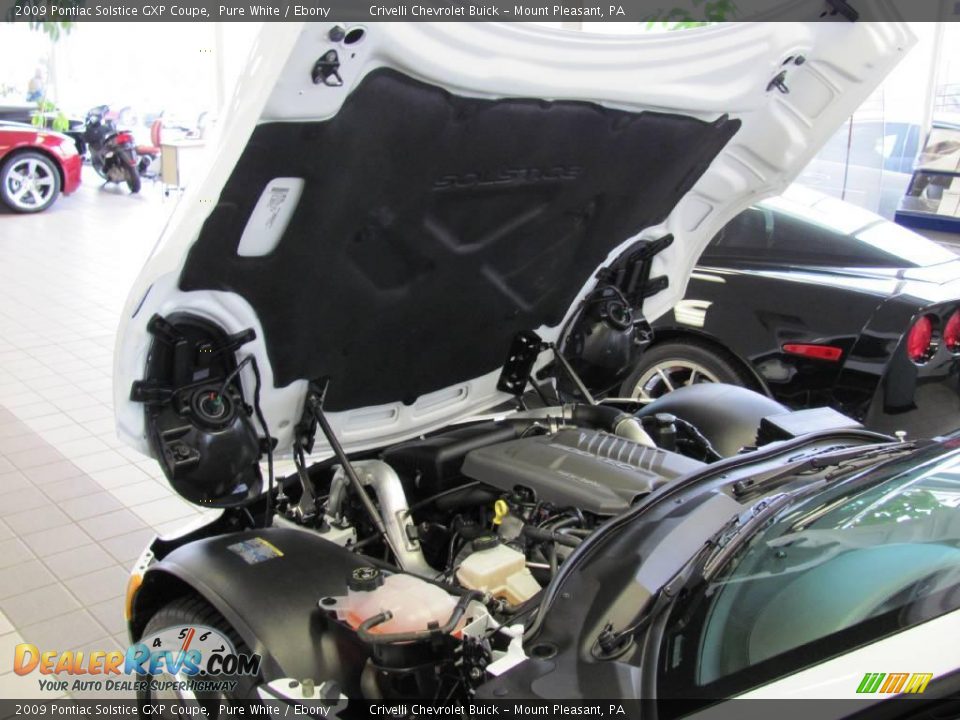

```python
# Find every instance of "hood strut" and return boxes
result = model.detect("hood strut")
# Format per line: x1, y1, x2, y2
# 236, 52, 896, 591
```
304, 382, 398, 560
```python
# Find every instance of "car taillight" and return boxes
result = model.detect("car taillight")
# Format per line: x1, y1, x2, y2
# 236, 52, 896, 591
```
945, 310, 960, 354
782, 343, 844, 362
906, 314, 936, 364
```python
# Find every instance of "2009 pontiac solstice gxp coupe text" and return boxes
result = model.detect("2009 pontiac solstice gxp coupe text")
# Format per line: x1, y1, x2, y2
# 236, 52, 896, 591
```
111, 17, 960, 719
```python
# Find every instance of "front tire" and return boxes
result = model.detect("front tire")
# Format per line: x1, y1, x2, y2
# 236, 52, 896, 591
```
136, 596, 261, 718
620, 339, 752, 401
125, 163, 142, 193
0, 151, 61, 213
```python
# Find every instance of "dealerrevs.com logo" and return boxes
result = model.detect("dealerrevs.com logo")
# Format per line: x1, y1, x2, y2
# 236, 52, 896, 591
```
13, 625, 261, 694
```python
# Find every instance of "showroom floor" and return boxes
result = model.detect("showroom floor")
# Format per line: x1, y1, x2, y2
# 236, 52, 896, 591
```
0, 170, 215, 699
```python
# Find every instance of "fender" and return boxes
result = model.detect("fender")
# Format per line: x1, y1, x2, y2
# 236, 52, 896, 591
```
656, 266, 884, 407
130, 526, 372, 696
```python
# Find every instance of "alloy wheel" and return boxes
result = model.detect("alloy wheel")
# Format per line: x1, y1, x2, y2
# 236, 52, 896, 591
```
628, 360, 720, 402
3, 156, 57, 211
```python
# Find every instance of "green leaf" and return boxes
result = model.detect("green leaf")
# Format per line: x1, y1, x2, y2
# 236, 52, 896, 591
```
52, 111, 69, 132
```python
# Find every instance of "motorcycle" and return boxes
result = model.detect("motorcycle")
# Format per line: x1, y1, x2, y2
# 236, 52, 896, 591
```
82, 105, 141, 193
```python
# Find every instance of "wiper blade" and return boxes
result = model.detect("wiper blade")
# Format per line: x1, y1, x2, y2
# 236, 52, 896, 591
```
701, 492, 795, 581
731, 441, 916, 499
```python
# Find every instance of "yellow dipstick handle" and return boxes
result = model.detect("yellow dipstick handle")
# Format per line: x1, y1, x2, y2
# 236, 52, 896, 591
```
493, 499, 509, 526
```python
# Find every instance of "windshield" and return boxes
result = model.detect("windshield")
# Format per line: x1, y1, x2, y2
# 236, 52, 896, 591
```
658, 443, 960, 699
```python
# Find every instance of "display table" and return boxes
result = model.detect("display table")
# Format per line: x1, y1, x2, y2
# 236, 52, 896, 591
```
160, 139, 206, 195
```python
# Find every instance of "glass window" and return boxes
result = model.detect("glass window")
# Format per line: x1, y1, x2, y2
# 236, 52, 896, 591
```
702, 202, 950, 268
825, 121, 886, 168
917, 127, 960, 173
659, 448, 960, 699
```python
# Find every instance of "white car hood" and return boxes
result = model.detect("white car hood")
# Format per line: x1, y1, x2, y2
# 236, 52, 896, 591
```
115, 20, 914, 459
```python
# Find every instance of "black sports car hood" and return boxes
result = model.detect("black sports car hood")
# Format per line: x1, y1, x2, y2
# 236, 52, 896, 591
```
115, 21, 913, 457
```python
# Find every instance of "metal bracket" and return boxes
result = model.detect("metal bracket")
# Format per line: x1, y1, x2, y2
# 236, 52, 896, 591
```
496, 331, 547, 396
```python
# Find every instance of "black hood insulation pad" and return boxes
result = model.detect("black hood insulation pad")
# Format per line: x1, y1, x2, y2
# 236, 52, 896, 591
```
178, 68, 740, 410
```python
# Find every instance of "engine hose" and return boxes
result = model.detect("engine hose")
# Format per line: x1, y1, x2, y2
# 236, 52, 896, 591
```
571, 404, 629, 431
558, 528, 591, 538
543, 517, 578, 531
435, 487, 500, 513
570, 404, 655, 447
522, 524, 580, 548
356, 591, 482, 645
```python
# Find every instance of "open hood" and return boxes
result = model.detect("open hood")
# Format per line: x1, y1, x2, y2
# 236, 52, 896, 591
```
115, 20, 913, 466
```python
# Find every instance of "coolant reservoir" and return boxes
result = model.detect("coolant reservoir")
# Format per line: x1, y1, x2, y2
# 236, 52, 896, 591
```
456, 536, 540, 606
327, 567, 460, 635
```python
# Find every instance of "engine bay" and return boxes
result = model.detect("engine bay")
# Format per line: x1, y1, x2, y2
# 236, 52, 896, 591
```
131, 313, 865, 701
271, 403, 709, 698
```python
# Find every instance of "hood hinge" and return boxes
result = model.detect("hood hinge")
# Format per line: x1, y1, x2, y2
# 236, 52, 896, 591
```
596, 233, 674, 310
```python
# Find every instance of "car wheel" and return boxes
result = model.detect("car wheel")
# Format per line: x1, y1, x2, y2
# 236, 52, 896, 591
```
0, 151, 61, 213
619, 339, 752, 402
136, 595, 262, 717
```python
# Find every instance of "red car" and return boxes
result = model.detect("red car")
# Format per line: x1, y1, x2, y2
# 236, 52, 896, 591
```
0, 122, 82, 213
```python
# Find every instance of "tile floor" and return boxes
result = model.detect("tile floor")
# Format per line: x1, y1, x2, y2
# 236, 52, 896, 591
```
0, 169, 213, 699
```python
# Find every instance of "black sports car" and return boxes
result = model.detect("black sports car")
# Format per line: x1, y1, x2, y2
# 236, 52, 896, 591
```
617, 187, 960, 439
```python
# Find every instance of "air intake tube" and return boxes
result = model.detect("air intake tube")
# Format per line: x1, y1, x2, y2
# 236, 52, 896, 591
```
569, 404, 655, 447
503, 404, 656, 447
328, 460, 434, 578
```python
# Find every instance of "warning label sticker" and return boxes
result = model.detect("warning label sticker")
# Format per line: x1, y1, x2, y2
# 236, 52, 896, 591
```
227, 537, 284, 565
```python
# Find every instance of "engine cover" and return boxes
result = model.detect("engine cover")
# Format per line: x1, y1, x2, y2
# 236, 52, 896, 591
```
461, 428, 704, 515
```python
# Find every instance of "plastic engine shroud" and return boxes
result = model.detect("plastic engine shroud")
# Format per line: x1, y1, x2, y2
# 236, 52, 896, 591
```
461, 428, 704, 515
